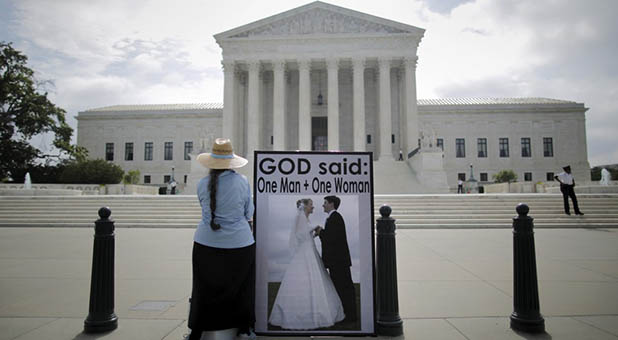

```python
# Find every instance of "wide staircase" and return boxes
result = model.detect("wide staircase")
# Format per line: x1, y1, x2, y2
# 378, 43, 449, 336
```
0, 194, 617, 229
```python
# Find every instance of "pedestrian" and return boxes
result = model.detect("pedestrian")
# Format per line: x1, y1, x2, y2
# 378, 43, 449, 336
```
187, 138, 256, 339
457, 179, 464, 194
398, 149, 403, 161
170, 179, 177, 195
554, 165, 584, 216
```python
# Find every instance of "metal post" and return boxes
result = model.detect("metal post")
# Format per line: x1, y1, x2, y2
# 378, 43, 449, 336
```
376, 205, 403, 336
510, 203, 545, 333
84, 207, 118, 333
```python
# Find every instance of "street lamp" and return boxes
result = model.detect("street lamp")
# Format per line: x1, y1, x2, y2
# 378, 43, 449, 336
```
171, 167, 175, 181
466, 164, 478, 193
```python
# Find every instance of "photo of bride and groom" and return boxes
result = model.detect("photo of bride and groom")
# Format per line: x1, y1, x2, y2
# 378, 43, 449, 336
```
267, 195, 360, 330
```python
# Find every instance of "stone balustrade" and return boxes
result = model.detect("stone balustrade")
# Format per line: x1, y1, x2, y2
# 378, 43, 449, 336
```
0, 184, 159, 195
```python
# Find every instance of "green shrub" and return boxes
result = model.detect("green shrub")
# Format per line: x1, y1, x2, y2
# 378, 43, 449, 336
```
8, 163, 67, 184
59, 159, 124, 184
493, 169, 517, 183
123, 169, 141, 184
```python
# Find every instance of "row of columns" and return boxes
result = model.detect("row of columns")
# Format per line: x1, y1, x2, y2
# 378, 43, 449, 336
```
222, 57, 419, 160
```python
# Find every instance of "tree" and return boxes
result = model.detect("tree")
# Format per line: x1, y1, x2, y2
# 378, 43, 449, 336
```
59, 159, 124, 184
493, 169, 517, 183
123, 169, 141, 184
1, 42, 87, 182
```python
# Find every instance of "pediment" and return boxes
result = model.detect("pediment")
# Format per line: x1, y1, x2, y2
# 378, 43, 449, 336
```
215, 1, 424, 40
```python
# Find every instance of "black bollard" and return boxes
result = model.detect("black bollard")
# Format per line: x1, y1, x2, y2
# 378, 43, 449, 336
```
510, 203, 545, 333
376, 204, 403, 336
84, 207, 118, 333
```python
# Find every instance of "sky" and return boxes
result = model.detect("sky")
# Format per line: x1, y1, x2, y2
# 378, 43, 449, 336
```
1, 0, 616, 166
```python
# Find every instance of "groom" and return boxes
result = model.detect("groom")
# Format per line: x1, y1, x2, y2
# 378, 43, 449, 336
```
315, 195, 357, 323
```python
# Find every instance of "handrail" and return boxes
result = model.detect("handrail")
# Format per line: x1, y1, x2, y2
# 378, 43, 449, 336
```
407, 147, 420, 159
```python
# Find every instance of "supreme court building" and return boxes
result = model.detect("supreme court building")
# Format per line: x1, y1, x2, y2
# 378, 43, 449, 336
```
76, 2, 591, 193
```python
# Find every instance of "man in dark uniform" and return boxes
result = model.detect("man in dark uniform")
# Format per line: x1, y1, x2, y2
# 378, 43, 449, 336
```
315, 195, 357, 323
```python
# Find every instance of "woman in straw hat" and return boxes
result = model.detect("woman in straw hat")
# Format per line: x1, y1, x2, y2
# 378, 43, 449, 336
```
187, 138, 256, 339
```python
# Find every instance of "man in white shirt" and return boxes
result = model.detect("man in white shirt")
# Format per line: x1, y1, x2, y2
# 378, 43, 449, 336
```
457, 179, 464, 194
554, 165, 584, 216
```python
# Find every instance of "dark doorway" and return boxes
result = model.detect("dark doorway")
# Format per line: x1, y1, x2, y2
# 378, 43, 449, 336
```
312, 117, 327, 151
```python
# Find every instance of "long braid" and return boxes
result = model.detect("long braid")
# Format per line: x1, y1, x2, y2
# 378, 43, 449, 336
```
209, 169, 224, 230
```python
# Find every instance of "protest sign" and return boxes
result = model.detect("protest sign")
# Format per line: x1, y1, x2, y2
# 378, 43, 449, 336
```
253, 151, 375, 335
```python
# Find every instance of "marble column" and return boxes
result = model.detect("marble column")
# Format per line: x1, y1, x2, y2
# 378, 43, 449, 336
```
222, 60, 235, 142
352, 58, 366, 151
298, 59, 311, 150
272, 60, 286, 150
404, 56, 419, 157
247, 60, 261, 159
379, 58, 393, 160
327, 58, 340, 150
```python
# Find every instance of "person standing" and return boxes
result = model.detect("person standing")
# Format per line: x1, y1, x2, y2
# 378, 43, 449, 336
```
170, 179, 177, 195
457, 179, 464, 194
554, 165, 584, 216
316, 195, 357, 323
188, 138, 256, 339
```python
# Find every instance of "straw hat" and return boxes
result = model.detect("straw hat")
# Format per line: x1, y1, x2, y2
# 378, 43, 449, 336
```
196, 138, 248, 169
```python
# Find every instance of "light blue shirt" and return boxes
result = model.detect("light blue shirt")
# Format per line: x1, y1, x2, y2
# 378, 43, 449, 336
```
194, 170, 255, 249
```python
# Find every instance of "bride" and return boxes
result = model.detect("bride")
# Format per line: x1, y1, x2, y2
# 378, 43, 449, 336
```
269, 198, 345, 329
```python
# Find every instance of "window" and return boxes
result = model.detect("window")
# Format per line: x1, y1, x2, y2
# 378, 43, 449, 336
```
524, 172, 532, 181
270, 136, 273, 145
521, 138, 531, 157
144, 175, 151, 184
543, 137, 554, 157
164, 142, 173, 160
546, 172, 554, 181
480, 173, 488, 182
124, 142, 133, 161
184, 141, 193, 160
456, 138, 465, 158
391, 134, 395, 144
164, 175, 171, 183
437, 138, 444, 150
499, 138, 509, 157
184, 175, 188, 184
367, 135, 372, 144
458, 173, 466, 181
144, 142, 153, 161
477, 138, 487, 158
105, 143, 114, 161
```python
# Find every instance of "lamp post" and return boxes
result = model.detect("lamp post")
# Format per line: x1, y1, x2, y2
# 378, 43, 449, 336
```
466, 164, 478, 193
171, 167, 175, 181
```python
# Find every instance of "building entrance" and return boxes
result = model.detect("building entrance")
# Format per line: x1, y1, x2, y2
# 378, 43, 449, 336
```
312, 117, 327, 151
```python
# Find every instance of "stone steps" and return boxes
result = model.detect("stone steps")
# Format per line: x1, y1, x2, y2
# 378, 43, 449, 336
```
1, 194, 617, 229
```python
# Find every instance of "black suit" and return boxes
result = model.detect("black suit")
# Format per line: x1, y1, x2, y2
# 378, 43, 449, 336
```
319, 210, 357, 321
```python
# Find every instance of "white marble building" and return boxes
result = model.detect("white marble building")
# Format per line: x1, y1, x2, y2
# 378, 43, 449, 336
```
76, 2, 591, 193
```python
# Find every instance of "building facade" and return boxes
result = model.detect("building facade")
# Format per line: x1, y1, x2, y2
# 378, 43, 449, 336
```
76, 2, 591, 193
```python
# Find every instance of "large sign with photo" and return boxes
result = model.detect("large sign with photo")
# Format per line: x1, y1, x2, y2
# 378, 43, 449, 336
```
253, 151, 375, 335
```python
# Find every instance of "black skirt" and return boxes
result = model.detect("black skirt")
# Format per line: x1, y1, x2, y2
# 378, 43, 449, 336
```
188, 242, 255, 332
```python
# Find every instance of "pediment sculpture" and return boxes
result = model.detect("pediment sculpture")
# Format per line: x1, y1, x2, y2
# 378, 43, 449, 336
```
230, 8, 409, 38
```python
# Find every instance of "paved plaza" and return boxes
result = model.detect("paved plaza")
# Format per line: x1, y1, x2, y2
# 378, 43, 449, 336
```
0, 226, 617, 339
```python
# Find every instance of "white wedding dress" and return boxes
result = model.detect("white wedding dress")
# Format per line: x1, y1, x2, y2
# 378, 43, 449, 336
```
269, 206, 345, 329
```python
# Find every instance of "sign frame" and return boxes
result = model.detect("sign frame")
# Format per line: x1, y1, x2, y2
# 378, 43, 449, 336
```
252, 150, 376, 336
